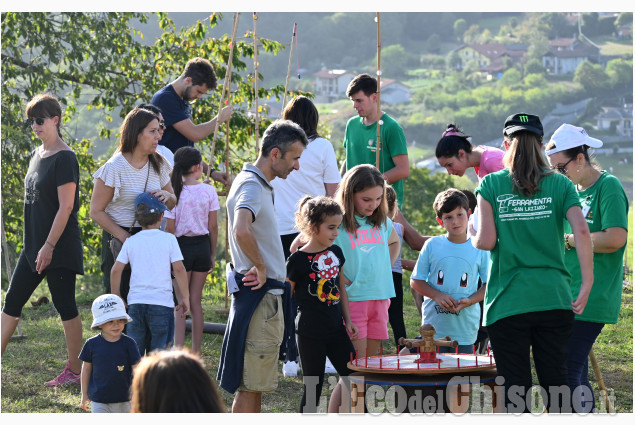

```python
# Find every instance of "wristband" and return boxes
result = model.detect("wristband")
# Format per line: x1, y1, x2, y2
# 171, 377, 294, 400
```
45, 240, 55, 249
564, 234, 572, 250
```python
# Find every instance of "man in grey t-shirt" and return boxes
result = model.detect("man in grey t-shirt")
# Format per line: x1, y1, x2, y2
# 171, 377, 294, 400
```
225, 120, 307, 413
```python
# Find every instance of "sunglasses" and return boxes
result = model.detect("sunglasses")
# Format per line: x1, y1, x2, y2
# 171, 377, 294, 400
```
552, 157, 575, 175
26, 116, 53, 126
158, 120, 166, 130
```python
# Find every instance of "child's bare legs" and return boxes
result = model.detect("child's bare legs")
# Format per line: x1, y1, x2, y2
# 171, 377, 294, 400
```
188, 271, 207, 355
328, 378, 350, 413
352, 338, 381, 357
174, 271, 206, 355
174, 275, 186, 348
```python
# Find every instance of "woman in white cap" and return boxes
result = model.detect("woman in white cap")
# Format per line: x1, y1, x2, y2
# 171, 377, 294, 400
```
546, 124, 629, 413
471, 113, 594, 413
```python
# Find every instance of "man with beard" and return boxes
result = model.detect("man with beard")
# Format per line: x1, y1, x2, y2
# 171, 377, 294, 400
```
152, 57, 233, 184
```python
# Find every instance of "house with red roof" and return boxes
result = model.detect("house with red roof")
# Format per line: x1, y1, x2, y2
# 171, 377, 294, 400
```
542, 36, 601, 75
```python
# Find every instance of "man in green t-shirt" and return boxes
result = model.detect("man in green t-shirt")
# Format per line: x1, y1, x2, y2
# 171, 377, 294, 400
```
341, 74, 409, 206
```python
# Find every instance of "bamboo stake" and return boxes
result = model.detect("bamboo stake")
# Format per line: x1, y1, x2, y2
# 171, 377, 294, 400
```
207, 12, 240, 179
282, 23, 297, 110
375, 12, 382, 169
589, 347, 614, 413
253, 12, 260, 154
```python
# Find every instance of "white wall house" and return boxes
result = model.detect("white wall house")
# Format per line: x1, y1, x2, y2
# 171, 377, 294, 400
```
542, 37, 600, 76
313, 69, 356, 103
380, 79, 410, 104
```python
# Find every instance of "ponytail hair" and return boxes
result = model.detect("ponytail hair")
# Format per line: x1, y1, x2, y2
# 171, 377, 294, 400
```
171, 147, 203, 203
294, 195, 343, 238
435, 123, 473, 159
504, 131, 552, 197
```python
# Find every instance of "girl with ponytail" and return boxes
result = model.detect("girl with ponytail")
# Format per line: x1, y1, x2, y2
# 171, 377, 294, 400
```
165, 147, 219, 355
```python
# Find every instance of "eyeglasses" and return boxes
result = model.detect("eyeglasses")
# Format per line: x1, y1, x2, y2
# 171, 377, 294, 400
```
26, 116, 52, 126
158, 120, 166, 130
552, 157, 575, 175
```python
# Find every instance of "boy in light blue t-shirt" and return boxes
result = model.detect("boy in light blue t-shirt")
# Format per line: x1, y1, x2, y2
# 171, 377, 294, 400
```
409, 188, 489, 353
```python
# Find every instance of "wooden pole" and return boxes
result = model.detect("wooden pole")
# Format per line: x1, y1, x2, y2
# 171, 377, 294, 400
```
253, 12, 260, 154
207, 12, 240, 179
375, 12, 382, 170
282, 23, 297, 110
589, 347, 614, 413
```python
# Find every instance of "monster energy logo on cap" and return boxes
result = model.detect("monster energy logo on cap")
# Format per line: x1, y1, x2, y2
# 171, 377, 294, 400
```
504, 112, 544, 137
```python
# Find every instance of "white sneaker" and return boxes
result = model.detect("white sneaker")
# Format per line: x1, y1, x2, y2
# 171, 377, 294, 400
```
324, 357, 337, 374
282, 360, 299, 377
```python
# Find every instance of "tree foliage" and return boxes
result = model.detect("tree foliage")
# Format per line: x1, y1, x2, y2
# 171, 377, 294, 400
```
1, 12, 289, 280
453, 19, 467, 42
605, 58, 633, 91
400, 166, 458, 260
574, 60, 610, 95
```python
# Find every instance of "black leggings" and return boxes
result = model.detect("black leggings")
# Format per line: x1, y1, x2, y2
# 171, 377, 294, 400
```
388, 271, 407, 349
2, 251, 78, 321
296, 328, 356, 413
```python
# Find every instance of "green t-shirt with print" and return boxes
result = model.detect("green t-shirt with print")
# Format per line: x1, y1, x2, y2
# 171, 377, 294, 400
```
343, 113, 408, 206
476, 169, 581, 326
564, 171, 628, 324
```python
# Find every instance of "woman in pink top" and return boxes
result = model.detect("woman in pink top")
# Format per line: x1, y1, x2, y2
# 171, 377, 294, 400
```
435, 124, 504, 181
165, 147, 220, 355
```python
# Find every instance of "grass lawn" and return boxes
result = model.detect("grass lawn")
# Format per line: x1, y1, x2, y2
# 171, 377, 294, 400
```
1, 266, 632, 413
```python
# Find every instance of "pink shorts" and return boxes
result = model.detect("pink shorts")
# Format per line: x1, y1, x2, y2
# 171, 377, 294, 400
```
348, 299, 390, 340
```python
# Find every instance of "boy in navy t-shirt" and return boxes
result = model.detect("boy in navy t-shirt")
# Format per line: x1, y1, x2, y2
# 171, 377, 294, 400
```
80, 294, 141, 413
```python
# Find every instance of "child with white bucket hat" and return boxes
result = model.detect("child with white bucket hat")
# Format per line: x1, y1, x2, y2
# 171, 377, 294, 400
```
79, 294, 141, 413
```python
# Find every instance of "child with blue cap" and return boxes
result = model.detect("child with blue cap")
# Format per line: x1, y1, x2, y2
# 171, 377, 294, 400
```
111, 192, 190, 356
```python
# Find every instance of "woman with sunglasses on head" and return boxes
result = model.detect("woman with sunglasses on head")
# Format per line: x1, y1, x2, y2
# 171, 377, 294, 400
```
471, 113, 594, 413
1, 94, 84, 387
90, 107, 176, 300
546, 124, 628, 413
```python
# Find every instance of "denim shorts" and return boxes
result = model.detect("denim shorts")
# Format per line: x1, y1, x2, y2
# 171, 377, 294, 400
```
127, 303, 174, 356
239, 293, 284, 393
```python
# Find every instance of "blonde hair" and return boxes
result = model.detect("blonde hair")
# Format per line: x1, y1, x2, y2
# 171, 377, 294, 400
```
504, 132, 552, 197
335, 164, 387, 233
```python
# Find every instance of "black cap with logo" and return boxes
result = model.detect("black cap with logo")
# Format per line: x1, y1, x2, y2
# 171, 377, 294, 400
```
504, 113, 544, 137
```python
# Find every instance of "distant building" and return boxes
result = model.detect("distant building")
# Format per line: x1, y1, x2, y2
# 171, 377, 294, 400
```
453, 43, 527, 76
312, 69, 411, 104
313, 68, 356, 103
617, 23, 632, 40
542, 36, 601, 75
596, 104, 633, 138
380, 79, 410, 104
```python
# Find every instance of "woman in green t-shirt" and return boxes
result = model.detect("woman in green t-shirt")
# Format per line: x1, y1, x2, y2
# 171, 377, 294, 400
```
546, 123, 629, 413
471, 113, 594, 413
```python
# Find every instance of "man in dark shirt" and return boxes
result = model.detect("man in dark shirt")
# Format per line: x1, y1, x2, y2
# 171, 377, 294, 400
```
152, 57, 233, 184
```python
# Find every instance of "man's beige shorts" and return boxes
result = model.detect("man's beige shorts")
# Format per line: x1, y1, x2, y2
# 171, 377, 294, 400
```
238, 293, 284, 392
